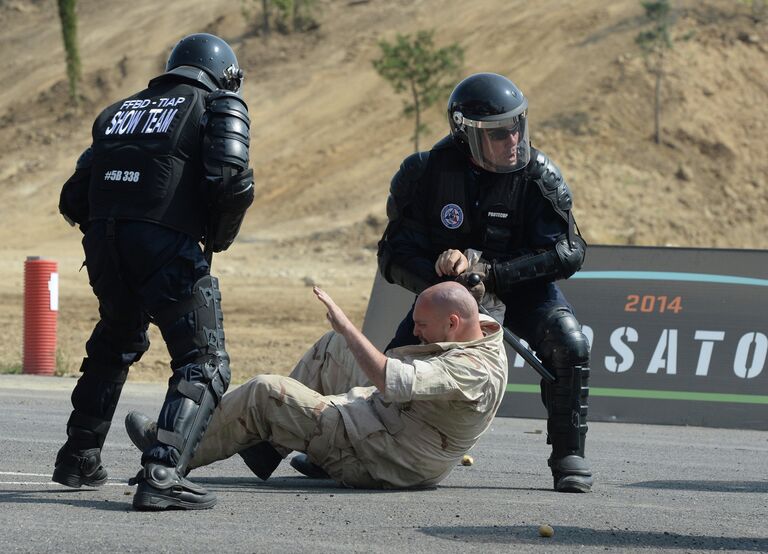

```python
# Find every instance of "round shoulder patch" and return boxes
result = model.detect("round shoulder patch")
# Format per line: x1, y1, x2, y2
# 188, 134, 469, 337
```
440, 203, 464, 229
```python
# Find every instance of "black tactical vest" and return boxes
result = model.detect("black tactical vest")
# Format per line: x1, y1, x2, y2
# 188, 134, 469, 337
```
88, 77, 208, 238
420, 140, 533, 261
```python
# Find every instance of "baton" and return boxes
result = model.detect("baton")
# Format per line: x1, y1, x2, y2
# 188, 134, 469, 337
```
468, 274, 555, 383
203, 218, 214, 269
204, 242, 213, 268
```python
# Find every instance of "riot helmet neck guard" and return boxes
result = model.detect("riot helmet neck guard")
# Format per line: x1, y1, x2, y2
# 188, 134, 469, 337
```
166, 33, 244, 92
448, 72, 531, 173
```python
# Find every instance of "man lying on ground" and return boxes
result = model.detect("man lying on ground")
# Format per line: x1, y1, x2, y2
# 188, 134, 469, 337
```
126, 281, 507, 490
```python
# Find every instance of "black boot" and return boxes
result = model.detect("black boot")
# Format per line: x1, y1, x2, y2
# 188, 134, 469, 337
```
52, 444, 108, 488
125, 411, 157, 453
238, 442, 284, 480
52, 424, 109, 488
130, 464, 216, 510
290, 453, 330, 479
549, 454, 592, 493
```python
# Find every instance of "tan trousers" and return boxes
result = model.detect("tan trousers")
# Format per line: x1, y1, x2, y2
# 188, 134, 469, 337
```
190, 332, 379, 487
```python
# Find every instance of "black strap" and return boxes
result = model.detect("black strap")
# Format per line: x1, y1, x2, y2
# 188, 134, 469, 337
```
79, 357, 129, 384
67, 412, 112, 436
176, 379, 205, 404
153, 286, 209, 328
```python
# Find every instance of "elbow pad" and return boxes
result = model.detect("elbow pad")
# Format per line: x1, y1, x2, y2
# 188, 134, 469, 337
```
385, 262, 432, 295
493, 235, 586, 294
59, 147, 93, 227
206, 169, 255, 253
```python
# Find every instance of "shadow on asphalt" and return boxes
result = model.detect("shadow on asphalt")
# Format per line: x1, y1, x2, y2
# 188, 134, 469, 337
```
438, 484, 551, 492
0, 489, 132, 511
196, 476, 546, 493
419, 525, 768, 551
196, 475, 431, 493
624, 480, 768, 493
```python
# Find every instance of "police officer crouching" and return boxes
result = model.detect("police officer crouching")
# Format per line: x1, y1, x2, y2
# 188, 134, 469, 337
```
55, 33, 254, 510
377, 73, 593, 493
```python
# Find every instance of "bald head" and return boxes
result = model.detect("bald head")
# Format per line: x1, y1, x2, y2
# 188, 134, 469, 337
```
418, 282, 479, 319
412, 282, 483, 344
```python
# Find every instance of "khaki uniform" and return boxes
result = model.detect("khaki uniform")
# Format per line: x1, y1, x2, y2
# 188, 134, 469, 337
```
191, 316, 507, 489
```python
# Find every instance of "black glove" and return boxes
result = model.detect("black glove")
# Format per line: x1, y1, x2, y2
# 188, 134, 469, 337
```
455, 261, 495, 302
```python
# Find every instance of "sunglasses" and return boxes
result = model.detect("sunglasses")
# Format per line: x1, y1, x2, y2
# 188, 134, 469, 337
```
487, 125, 520, 141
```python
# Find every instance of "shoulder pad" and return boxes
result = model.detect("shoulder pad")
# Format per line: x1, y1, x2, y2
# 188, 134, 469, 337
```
386, 151, 430, 222
206, 90, 250, 124
527, 148, 572, 218
203, 91, 251, 171
391, 151, 430, 197
150, 66, 218, 92
431, 135, 455, 151
76, 147, 93, 170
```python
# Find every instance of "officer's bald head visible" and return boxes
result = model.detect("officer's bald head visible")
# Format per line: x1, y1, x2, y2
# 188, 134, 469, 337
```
413, 282, 483, 344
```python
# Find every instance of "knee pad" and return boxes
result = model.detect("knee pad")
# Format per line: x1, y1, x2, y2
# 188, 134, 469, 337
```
155, 275, 227, 368
534, 308, 590, 369
173, 353, 231, 407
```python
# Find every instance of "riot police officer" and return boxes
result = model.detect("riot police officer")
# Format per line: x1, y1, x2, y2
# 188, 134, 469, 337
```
377, 72, 593, 493
54, 33, 254, 510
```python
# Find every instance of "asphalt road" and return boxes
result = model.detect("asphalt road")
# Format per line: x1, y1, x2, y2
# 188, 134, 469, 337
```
1, 374, 766, 553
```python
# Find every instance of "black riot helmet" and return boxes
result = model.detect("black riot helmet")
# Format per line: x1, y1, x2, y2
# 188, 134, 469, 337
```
166, 33, 244, 92
448, 73, 531, 173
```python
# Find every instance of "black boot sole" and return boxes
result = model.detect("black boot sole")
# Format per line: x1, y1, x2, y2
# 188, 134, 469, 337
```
554, 474, 593, 493
132, 483, 217, 511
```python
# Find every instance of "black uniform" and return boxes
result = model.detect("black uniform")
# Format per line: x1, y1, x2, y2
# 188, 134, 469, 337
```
54, 34, 253, 510
378, 136, 593, 492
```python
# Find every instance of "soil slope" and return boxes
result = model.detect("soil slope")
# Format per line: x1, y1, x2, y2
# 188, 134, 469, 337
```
0, 0, 765, 380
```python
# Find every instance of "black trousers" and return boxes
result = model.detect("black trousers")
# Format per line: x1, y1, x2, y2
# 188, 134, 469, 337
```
68, 219, 216, 464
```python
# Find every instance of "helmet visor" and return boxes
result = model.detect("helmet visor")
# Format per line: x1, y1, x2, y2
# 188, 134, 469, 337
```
462, 111, 530, 173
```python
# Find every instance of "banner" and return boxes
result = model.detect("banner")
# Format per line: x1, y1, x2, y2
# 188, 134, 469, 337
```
362, 246, 768, 430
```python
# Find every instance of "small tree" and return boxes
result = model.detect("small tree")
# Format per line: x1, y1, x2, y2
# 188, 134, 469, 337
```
242, 0, 318, 37
241, 0, 272, 38
273, 0, 318, 32
373, 31, 463, 152
57, 0, 82, 105
740, 0, 766, 22
636, 0, 678, 144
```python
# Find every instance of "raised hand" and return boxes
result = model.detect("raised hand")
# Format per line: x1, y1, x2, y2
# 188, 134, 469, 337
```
313, 286, 353, 334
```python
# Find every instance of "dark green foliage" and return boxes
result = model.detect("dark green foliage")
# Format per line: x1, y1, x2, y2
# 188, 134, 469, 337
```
636, 0, 673, 53
273, 0, 318, 33
241, 0, 318, 36
373, 30, 464, 152
57, 0, 81, 105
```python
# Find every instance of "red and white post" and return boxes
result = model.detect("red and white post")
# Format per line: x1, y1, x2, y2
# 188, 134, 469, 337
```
23, 256, 58, 375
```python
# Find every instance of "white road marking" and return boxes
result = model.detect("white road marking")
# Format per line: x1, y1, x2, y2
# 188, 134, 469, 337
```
0, 481, 128, 486
0, 471, 129, 486
0, 471, 53, 477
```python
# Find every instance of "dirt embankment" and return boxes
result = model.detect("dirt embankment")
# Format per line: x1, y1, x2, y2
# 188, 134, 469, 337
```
0, 0, 765, 381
